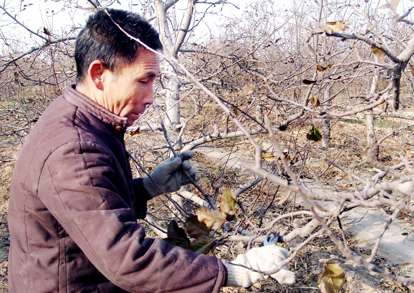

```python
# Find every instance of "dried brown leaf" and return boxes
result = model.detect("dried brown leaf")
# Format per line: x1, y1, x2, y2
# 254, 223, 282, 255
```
188, 235, 215, 254
261, 152, 276, 161
167, 221, 189, 244
43, 27, 51, 36
371, 46, 386, 58
317, 64, 333, 71
163, 237, 189, 249
220, 188, 237, 216
311, 96, 320, 107
129, 127, 141, 136
197, 207, 226, 230
318, 261, 345, 293
410, 64, 414, 76
232, 107, 238, 115
303, 79, 317, 85
241, 83, 255, 96
326, 21, 349, 32
184, 215, 209, 239
317, 65, 326, 72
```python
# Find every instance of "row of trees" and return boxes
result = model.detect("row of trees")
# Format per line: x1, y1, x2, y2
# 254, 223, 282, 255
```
1, 0, 414, 291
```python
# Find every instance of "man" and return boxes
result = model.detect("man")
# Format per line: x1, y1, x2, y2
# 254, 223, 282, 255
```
8, 9, 294, 292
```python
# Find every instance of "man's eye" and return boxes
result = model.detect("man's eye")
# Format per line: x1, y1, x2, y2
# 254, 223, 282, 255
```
140, 80, 149, 84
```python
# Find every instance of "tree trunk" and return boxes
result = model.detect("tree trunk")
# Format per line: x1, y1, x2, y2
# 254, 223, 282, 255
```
322, 87, 331, 148
366, 56, 380, 160
166, 74, 181, 128
366, 109, 379, 160
154, 0, 196, 148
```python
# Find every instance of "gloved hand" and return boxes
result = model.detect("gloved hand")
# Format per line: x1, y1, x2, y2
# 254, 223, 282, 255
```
142, 151, 201, 198
223, 245, 295, 288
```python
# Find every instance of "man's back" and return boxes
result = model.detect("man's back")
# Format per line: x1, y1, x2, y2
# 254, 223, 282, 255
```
8, 87, 133, 292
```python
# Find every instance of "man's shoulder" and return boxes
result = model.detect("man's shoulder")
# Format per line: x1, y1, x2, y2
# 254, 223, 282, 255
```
22, 95, 106, 159
32, 96, 80, 142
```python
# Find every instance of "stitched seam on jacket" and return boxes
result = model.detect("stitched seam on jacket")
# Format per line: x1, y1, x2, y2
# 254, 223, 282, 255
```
44, 127, 140, 289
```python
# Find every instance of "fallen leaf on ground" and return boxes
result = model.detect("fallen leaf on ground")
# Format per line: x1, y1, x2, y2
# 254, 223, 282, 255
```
318, 261, 345, 293
220, 188, 237, 217
261, 152, 276, 161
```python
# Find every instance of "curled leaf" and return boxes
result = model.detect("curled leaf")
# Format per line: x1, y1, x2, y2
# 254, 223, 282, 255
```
310, 96, 320, 107
306, 125, 322, 141
317, 261, 345, 293
303, 79, 317, 85
129, 127, 141, 136
409, 64, 414, 76
326, 21, 349, 32
317, 64, 333, 71
188, 235, 215, 254
371, 46, 386, 58
197, 207, 226, 230
164, 221, 190, 249
43, 27, 51, 36
220, 188, 237, 217
261, 152, 276, 161
317, 65, 326, 72
167, 221, 190, 244
184, 215, 210, 239
163, 237, 189, 249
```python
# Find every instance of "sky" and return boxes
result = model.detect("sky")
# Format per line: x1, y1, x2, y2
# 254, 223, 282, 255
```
0, 0, 252, 49
1, 0, 409, 52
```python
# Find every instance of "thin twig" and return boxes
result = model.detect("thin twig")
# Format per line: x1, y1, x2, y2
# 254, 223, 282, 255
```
153, 101, 218, 210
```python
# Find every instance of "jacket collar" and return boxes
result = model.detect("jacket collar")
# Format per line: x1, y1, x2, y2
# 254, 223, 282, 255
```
63, 85, 128, 132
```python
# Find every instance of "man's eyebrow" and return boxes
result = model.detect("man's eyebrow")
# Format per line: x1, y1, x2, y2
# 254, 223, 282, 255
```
141, 71, 159, 78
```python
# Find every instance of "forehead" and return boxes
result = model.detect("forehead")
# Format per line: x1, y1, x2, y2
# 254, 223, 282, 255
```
123, 49, 160, 75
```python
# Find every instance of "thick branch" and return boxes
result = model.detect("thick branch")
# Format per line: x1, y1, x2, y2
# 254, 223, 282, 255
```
172, 0, 195, 57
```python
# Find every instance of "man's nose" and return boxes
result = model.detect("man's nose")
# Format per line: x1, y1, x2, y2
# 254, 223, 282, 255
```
142, 86, 154, 105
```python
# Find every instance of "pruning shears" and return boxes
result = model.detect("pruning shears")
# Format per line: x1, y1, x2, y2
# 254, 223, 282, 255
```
264, 232, 282, 246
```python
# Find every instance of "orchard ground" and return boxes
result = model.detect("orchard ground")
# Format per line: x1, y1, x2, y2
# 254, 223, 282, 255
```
0, 108, 413, 292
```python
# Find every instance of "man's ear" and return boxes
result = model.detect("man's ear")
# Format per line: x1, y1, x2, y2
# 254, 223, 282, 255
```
88, 60, 106, 91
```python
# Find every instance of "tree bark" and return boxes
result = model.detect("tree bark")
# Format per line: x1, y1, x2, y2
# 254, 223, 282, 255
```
322, 87, 331, 148
154, 0, 196, 147
366, 56, 380, 160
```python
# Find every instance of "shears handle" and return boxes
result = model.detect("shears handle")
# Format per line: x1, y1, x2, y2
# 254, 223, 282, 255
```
264, 232, 281, 246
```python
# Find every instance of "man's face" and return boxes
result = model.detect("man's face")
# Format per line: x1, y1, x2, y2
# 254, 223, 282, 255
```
103, 49, 160, 127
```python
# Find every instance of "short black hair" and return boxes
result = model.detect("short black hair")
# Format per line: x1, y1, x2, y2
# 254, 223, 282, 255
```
75, 9, 162, 83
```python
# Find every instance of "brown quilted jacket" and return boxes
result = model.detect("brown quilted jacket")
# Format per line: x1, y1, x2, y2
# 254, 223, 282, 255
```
8, 86, 225, 292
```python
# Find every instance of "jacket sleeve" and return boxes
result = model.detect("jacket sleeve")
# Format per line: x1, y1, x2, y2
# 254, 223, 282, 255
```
132, 178, 151, 219
37, 140, 226, 293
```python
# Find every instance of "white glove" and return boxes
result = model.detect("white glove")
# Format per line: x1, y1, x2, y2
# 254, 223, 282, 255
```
142, 151, 201, 198
223, 245, 295, 288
